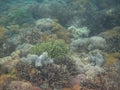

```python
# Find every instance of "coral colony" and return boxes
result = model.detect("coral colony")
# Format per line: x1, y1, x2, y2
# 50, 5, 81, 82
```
0, 0, 120, 90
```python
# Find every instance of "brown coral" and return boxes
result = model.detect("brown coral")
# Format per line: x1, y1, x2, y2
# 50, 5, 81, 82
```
15, 61, 43, 86
20, 29, 43, 44
54, 56, 78, 76
0, 26, 7, 41
72, 84, 81, 90
104, 52, 120, 66
99, 26, 120, 52
0, 74, 15, 90
16, 61, 33, 80
39, 64, 72, 89
6, 81, 42, 90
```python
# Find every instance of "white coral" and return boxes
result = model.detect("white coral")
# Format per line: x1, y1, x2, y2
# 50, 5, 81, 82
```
88, 36, 106, 50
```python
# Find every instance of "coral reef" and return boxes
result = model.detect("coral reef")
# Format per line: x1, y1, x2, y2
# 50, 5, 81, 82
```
29, 1, 73, 25
9, 6, 34, 25
70, 38, 89, 52
88, 36, 106, 50
71, 53, 105, 82
0, 0, 120, 90
54, 56, 78, 76
99, 26, 120, 52
0, 41, 17, 58
22, 52, 53, 67
68, 26, 90, 39
0, 26, 8, 57
0, 74, 15, 90
35, 18, 71, 43
34, 52, 53, 67
72, 84, 81, 90
16, 61, 34, 81
0, 26, 7, 41
70, 36, 106, 52
40, 64, 72, 89
88, 49, 105, 67
0, 51, 20, 75
15, 61, 73, 89
84, 64, 105, 81
19, 28, 43, 44
15, 61, 43, 86
6, 24, 20, 34
6, 81, 42, 90
104, 52, 120, 66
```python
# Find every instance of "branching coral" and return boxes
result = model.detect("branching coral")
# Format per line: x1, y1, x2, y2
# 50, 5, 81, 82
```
15, 61, 72, 89
104, 53, 119, 66
0, 26, 7, 43
20, 29, 43, 44
54, 56, 78, 76
30, 39, 69, 58
99, 26, 120, 52
0, 26, 5, 38
0, 26, 18, 57
16, 61, 33, 80
15, 61, 43, 85
39, 64, 72, 89
6, 81, 42, 90
35, 18, 71, 43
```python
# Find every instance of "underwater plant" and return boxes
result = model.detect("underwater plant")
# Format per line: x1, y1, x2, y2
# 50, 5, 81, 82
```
30, 39, 69, 58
